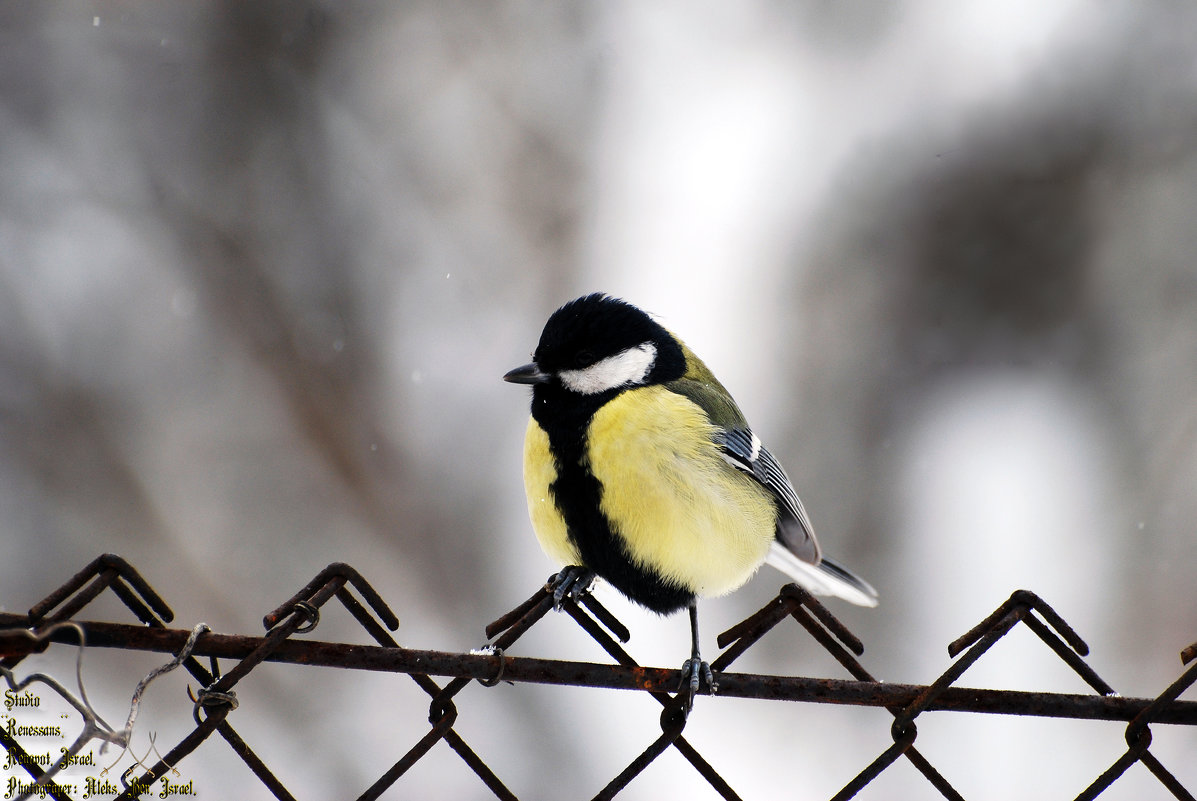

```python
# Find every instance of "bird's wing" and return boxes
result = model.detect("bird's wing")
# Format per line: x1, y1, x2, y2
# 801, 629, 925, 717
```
665, 377, 821, 564
717, 429, 821, 564
721, 429, 877, 605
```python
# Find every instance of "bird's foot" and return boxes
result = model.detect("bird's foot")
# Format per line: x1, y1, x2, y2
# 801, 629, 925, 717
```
678, 656, 717, 714
549, 566, 596, 610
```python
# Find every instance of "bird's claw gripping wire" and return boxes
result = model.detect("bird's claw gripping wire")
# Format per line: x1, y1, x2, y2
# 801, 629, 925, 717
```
678, 657, 717, 714
549, 566, 596, 610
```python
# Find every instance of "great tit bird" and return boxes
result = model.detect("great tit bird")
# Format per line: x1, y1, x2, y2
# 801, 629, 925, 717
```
505, 293, 877, 711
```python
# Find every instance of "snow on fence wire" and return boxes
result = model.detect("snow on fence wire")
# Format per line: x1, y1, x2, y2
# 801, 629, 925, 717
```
1, 553, 1195, 800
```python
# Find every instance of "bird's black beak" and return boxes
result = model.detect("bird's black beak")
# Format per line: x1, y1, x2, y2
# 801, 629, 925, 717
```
503, 362, 550, 385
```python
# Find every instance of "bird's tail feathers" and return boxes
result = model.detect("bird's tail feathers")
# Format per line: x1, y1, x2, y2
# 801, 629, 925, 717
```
765, 543, 879, 608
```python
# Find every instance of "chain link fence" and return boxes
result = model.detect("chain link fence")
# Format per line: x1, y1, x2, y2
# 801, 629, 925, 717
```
2, 553, 1195, 800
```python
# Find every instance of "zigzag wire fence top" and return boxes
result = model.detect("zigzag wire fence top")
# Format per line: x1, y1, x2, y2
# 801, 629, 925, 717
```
0, 554, 1195, 801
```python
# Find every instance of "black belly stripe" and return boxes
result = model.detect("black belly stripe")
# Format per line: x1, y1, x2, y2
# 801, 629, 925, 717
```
532, 385, 694, 615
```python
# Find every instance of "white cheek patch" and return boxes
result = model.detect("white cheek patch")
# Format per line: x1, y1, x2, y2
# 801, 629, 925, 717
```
559, 343, 657, 395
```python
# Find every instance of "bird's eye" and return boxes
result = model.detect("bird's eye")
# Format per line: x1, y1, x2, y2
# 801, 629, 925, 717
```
574, 349, 595, 367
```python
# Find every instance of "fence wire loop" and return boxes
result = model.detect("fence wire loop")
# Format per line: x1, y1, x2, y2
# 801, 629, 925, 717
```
658, 697, 690, 737
891, 717, 918, 743
3, 554, 1195, 801
428, 693, 458, 727
287, 600, 321, 633
261, 562, 398, 633
190, 686, 239, 725
478, 646, 507, 687
1124, 721, 1153, 750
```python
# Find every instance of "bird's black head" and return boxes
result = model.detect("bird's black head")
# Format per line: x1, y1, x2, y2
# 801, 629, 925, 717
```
504, 293, 686, 396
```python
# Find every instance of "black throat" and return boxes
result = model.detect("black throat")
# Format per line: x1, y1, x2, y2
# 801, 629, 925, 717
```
530, 382, 694, 615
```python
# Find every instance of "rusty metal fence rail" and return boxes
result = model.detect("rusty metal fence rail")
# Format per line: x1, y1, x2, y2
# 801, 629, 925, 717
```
1, 554, 1195, 800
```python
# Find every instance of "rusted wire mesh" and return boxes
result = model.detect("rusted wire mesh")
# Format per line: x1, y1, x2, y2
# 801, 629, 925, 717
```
1, 554, 1195, 800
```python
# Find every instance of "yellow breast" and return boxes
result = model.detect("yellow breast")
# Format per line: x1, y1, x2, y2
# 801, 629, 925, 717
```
521, 417, 580, 567
585, 386, 776, 597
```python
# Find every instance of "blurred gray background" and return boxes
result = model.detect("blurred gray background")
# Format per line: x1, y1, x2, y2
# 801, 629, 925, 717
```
2, 1, 1196, 798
